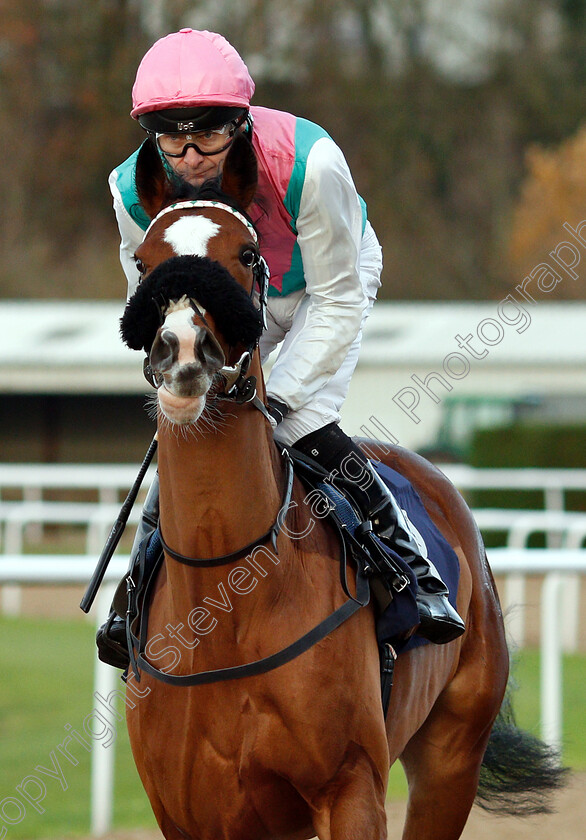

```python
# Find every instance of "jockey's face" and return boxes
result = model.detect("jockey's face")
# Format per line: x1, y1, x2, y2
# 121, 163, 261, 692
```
165, 143, 232, 187
156, 116, 247, 188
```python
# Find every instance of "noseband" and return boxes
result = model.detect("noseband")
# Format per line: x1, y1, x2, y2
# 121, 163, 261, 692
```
138, 200, 271, 406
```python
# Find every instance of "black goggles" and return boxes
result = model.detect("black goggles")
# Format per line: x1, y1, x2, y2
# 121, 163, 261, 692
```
154, 113, 247, 158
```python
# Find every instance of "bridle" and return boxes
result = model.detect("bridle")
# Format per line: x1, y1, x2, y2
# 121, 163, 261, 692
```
119, 200, 374, 688
144, 198, 258, 242
142, 198, 272, 417
143, 198, 270, 327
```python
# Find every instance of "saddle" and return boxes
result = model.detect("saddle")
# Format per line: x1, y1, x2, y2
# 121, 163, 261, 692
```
287, 448, 420, 638
117, 448, 452, 715
288, 448, 461, 653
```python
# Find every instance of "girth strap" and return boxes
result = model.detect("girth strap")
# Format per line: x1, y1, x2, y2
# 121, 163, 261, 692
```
134, 560, 370, 687
126, 497, 371, 687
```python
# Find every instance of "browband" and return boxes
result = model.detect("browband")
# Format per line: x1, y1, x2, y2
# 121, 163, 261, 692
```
145, 200, 258, 243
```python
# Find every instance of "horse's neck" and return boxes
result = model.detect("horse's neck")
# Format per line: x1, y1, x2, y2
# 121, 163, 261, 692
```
157, 405, 283, 563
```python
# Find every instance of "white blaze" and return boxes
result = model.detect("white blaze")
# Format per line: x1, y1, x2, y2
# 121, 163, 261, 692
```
164, 216, 220, 257
163, 302, 202, 366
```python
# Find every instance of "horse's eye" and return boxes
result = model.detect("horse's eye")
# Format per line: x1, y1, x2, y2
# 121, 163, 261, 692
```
135, 258, 147, 278
240, 248, 257, 268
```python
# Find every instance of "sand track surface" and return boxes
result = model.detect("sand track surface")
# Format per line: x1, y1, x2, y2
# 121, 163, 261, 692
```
77, 770, 585, 839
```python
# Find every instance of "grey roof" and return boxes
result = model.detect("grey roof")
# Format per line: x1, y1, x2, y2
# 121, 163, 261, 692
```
0, 301, 142, 394
358, 301, 586, 368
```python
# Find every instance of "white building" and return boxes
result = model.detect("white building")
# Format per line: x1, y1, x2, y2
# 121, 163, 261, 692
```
1, 300, 585, 461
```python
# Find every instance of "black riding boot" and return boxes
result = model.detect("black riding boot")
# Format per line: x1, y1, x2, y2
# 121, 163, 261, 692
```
96, 474, 160, 668
293, 423, 465, 645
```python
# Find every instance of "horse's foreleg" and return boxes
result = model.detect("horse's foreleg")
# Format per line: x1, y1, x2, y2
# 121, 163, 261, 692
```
310, 745, 388, 840
129, 754, 189, 840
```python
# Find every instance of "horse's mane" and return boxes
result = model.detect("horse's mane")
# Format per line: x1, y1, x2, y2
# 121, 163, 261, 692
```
170, 176, 229, 204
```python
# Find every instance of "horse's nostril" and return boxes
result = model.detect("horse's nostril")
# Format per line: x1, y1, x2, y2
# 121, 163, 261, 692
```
150, 329, 179, 372
197, 331, 225, 371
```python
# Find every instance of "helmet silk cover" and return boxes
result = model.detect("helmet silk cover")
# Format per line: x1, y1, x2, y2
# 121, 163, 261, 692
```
131, 29, 255, 118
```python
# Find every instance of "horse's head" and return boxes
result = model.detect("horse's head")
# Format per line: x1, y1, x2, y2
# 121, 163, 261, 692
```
120, 134, 266, 427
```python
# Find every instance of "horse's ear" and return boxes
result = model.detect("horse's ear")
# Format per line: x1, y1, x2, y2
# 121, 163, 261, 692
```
220, 133, 258, 211
135, 140, 175, 220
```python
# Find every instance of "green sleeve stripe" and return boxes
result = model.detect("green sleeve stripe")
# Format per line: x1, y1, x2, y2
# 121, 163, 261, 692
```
283, 118, 332, 226
284, 118, 368, 234
115, 145, 151, 231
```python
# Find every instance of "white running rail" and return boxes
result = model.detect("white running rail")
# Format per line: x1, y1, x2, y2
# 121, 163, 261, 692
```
0, 549, 584, 835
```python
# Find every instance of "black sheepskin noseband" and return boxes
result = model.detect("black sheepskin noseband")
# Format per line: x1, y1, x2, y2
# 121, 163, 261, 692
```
120, 255, 263, 353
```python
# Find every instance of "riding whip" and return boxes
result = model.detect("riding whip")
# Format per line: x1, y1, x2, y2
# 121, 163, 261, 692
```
80, 435, 158, 613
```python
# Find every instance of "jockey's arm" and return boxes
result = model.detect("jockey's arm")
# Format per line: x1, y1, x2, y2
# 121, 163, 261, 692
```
108, 169, 144, 298
265, 137, 367, 413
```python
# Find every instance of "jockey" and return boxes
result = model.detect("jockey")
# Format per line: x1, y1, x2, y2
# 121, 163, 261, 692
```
98, 29, 464, 667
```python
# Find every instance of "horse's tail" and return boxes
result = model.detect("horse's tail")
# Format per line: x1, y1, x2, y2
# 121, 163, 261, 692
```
475, 692, 569, 815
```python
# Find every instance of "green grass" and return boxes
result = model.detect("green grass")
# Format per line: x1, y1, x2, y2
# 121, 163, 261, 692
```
510, 648, 586, 770
0, 617, 584, 836
0, 616, 157, 839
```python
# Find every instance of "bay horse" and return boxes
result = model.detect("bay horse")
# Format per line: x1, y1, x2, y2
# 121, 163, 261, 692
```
118, 135, 565, 840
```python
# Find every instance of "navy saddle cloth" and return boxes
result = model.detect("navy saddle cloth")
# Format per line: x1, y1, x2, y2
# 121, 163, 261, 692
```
321, 461, 460, 654
374, 462, 460, 651
142, 459, 461, 656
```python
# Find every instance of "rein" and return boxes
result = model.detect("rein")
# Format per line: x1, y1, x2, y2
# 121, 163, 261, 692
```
127, 452, 372, 686
132, 561, 370, 687
159, 449, 295, 567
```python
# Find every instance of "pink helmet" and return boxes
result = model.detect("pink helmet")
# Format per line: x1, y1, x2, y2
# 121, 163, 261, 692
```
131, 29, 255, 119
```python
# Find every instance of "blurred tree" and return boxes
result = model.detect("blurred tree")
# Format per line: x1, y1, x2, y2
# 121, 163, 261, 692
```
215, 0, 586, 299
0, 0, 151, 297
0, 0, 41, 251
1, 0, 586, 300
507, 123, 586, 298
241, 0, 523, 299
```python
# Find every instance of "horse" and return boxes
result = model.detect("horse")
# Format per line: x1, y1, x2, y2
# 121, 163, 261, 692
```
117, 134, 566, 840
